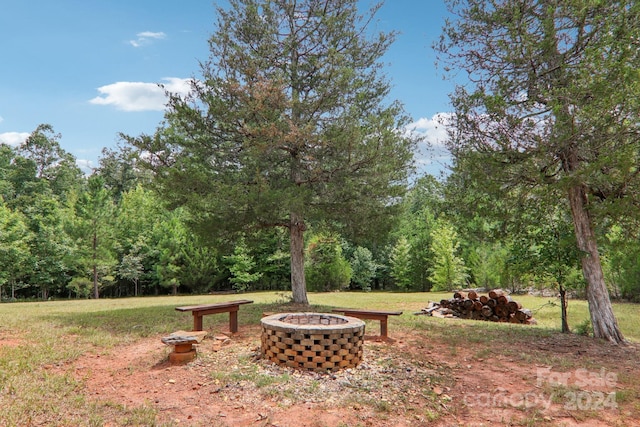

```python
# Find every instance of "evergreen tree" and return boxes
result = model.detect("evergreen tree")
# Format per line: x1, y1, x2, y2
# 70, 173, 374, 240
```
305, 233, 352, 292
74, 175, 116, 299
128, 0, 416, 304
0, 203, 31, 300
224, 239, 263, 292
429, 219, 468, 292
389, 237, 412, 291
349, 246, 377, 291
23, 196, 73, 299
435, 0, 640, 343
468, 242, 507, 290
153, 210, 188, 295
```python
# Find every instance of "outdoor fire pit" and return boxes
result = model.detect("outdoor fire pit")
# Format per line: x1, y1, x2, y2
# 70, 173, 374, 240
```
261, 312, 365, 372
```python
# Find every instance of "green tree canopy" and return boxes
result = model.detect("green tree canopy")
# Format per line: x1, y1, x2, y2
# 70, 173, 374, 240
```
0, 202, 31, 299
17, 124, 83, 202
224, 239, 263, 292
305, 232, 352, 292
389, 236, 412, 291
436, 0, 640, 343
393, 176, 444, 291
96, 145, 146, 203
349, 246, 377, 291
74, 175, 116, 299
23, 195, 72, 300
128, 0, 417, 304
429, 218, 468, 292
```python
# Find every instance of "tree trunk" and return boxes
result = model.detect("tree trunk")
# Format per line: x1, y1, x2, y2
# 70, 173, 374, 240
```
289, 211, 309, 305
92, 228, 99, 299
559, 284, 570, 333
567, 184, 625, 344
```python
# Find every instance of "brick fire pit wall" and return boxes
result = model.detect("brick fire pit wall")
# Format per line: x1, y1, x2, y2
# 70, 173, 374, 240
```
261, 312, 365, 372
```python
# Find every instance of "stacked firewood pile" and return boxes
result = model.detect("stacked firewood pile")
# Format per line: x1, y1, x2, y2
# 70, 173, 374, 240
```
418, 290, 536, 325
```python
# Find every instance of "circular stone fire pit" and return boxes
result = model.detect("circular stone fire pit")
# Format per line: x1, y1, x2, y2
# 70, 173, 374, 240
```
261, 312, 365, 372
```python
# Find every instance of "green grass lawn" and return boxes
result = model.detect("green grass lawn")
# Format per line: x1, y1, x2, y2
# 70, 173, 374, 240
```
2, 291, 638, 344
0, 291, 637, 426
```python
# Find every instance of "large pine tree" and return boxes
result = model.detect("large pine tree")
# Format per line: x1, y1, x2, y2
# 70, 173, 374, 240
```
129, 0, 416, 304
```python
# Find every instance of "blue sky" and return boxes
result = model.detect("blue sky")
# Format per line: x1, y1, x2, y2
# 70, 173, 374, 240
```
0, 0, 454, 176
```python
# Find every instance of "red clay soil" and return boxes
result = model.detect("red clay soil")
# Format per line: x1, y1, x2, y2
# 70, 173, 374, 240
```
63, 324, 640, 427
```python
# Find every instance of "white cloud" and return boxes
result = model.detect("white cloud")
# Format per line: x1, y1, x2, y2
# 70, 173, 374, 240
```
0, 131, 30, 146
161, 77, 193, 95
0, 116, 4, 124
129, 31, 166, 47
407, 112, 452, 148
76, 158, 95, 175
89, 78, 191, 111
406, 113, 454, 176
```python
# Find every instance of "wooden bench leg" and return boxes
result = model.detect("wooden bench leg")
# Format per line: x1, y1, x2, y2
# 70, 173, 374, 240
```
193, 314, 203, 331
380, 317, 388, 338
229, 310, 238, 333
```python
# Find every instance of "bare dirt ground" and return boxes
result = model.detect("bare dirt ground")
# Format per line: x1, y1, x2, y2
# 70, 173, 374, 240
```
62, 323, 640, 427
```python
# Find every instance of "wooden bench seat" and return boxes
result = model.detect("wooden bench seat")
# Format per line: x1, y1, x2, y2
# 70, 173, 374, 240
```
331, 308, 402, 339
176, 299, 253, 333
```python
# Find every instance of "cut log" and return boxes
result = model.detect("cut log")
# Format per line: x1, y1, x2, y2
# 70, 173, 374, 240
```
481, 305, 493, 318
514, 309, 532, 322
417, 292, 535, 325
497, 295, 510, 306
507, 300, 522, 313
488, 289, 504, 299
422, 305, 442, 314
453, 291, 467, 300
495, 305, 510, 318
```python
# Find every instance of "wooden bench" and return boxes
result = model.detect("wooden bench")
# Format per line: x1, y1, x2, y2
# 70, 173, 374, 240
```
332, 308, 403, 339
176, 299, 253, 333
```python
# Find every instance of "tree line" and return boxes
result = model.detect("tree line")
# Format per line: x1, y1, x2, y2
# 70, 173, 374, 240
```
2, 130, 639, 306
0, 125, 452, 299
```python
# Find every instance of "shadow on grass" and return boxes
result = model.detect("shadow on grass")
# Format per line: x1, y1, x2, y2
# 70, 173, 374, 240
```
46, 301, 338, 339
407, 314, 559, 347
